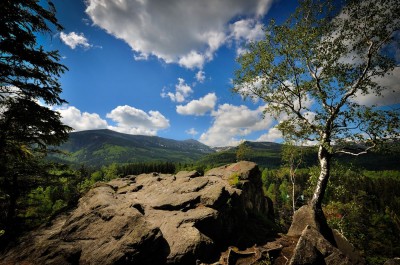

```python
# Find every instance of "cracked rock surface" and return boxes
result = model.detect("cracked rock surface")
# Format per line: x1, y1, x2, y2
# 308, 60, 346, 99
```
1, 161, 274, 265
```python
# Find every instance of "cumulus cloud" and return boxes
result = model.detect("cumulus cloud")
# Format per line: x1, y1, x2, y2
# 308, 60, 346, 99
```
56, 105, 170, 136
229, 19, 264, 42
57, 106, 108, 131
161, 78, 193, 103
176, 93, 217, 116
195, 70, 206, 83
228, 19, 264, 56
257, 127, 282, 142
185, 128, 199, 137
353, 67, 400, 106
85, 0, 272, 69
199, 104, 274, 146
60, 32, 92, 49
178, 51, 206, 70
106, 105, 169, 136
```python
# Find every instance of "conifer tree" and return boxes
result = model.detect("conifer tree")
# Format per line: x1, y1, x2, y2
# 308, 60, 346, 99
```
0, 0, 71, 236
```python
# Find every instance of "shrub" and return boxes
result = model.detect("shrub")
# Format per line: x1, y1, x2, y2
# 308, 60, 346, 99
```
228, 173, 242, 188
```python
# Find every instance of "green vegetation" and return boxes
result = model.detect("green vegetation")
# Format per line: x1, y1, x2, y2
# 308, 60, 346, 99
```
0, 0, 71, 244
236, 142, 252, 161
281, 140, 306, 213
199, 141, 284, 169
228, 173, 241, 188
233, 0, 400, 241
48, 129, 214, 166
199, 141, 399, 171
262, 164, 400, 264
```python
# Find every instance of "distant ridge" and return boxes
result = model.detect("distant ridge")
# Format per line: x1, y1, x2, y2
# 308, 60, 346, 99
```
49, 129, 400, 170
49, 129, 215, 166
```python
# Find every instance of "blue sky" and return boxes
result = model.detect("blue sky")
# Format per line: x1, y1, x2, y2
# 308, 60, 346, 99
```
42, 0, 399, 147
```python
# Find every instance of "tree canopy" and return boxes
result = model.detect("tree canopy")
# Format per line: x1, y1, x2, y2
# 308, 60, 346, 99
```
234, 0, 400, 239
0, 0, 71, 238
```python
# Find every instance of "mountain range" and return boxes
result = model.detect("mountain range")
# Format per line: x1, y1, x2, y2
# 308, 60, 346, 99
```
49, 129, 214, 166
49, 129, 399, 170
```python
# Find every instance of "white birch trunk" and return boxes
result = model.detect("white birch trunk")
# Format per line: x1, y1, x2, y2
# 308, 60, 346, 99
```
310, 143, 331, 211
291, 171, 296, 214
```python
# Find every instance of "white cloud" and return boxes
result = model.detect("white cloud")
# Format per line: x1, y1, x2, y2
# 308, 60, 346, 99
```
85, 0, 273, 69
353, 67, 400, 106
60, 32, 92, 49
195, 70, 206, 83
57, 106, 108, 131
229, 19, 264, 43
199, 103, 274, 147
178, 51, 206, 70
185, 128, 198, 137
106, 105, 169, 136
257, 127, 282, 142
161, 78, 193, 103
229, 19, 264, 56
176, 93, 217, 116
56, 105, 170, 136
236, 47, 250, 56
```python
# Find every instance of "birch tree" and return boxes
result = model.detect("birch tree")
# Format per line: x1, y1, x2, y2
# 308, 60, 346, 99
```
234, 0, 400, 235
281, 140, 304, 214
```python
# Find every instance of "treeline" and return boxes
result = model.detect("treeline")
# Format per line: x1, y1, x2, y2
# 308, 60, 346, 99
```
118, 162, 176, 175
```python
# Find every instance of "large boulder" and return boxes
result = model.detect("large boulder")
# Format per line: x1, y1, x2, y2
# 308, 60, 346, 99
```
0, 161, 274, 265
289, 225, 352, 265
288, 206, 365, 265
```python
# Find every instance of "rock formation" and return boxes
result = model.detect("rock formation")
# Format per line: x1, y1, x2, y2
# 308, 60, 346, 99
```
201, 206, 365, 265
0, 161, 274, 265
287, 205, 365, 265
0, 162, 370, 265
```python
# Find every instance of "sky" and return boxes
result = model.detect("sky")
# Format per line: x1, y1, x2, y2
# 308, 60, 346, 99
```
40, 0, 400, 147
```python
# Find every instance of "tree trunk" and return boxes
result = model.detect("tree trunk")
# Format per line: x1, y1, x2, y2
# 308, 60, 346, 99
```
310, 144, 331, 210
309, 143, 336, 245
5, 174, 18, 231
291, 173, 295, 214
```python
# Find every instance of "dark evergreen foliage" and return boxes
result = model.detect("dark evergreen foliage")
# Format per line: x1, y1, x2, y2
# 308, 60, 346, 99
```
0, 0, 71, 243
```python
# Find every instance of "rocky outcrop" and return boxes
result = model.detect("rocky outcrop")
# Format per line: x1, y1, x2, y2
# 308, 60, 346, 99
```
289, 225, 353, 265
0, 161, 274, 265
203, 208, 366, 265
200, 234, 299, 265
287, 205, 321, 237
287, 205, 365, 265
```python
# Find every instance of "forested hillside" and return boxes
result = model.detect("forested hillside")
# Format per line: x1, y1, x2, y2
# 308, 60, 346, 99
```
49, 129, 214, 166
198, 141, 400, 171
